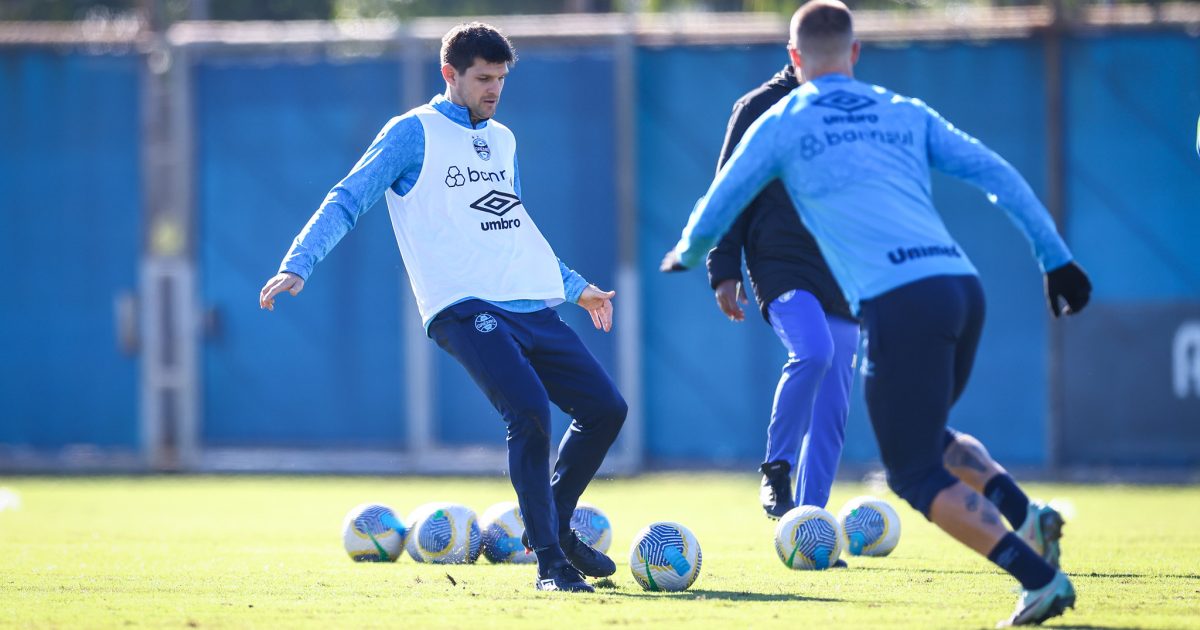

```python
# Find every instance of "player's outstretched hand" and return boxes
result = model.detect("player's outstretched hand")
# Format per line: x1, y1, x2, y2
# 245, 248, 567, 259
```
1044, 261, 1091, 317
259, 271, 305, 311
714, 279, 749, 322
660, 250, 686, 273
577, 284, 616, 332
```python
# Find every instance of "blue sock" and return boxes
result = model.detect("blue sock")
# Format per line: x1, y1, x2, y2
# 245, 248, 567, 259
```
987, 533, 1055, 590
984, 474, 1030, 529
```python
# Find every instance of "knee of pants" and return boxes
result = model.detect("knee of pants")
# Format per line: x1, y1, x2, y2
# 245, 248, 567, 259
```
506, 404, 553, 441
595, 391, 628, 434
785, 333, 836, 374
886, 465, 959, 518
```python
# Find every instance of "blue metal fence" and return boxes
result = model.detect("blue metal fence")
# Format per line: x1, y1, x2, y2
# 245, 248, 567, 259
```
1, 30, 1197, 468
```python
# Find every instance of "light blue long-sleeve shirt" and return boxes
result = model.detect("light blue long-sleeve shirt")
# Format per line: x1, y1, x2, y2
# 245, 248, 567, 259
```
279, 94, 589, 322
673, 74, 1073, 313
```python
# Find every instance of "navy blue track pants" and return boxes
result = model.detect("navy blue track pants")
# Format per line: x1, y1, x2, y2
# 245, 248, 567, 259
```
428, 300, 627, 550
859, 274, 985, 516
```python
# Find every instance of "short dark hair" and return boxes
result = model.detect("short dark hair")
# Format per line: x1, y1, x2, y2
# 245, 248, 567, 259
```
790, 0, 853, 58
440, 22, 517, 74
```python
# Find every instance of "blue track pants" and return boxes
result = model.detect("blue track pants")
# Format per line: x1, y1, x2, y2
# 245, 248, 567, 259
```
765, 289, 860, 509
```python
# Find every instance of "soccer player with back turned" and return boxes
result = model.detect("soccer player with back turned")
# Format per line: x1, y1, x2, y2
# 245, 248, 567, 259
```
712, 60, 1071, 568
662, 1, 1091, 625
259, 23, 624, 593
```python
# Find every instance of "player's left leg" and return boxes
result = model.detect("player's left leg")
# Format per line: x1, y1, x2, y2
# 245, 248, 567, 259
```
761, 290, 835, 517
794, 313, 858, 509
524, 307, 626, 577
862, 275, 1072, 626
938, 295, 1064, 567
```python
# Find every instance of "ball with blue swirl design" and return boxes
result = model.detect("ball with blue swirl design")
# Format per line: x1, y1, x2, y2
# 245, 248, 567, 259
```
570, 502, 613, 554
837, 496, 901, 557
774, 505, 844, 570
407, 502, 481, 564
629, 521, 702, 591
341, 503, 407, 562
479, 501, 535, 564
404, 502, 440, 562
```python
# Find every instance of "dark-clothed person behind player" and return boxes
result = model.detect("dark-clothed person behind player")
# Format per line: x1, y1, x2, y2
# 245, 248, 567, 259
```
705, 64, 859, 518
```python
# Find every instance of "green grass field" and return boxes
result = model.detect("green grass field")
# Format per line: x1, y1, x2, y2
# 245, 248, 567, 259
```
1, 475, 1198, 629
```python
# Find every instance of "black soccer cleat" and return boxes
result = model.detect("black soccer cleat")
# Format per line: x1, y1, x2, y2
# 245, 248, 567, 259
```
536, 562, 595, 593
560, 528, 617, 578
522, 529, 617, 578
760, 460, 795, 520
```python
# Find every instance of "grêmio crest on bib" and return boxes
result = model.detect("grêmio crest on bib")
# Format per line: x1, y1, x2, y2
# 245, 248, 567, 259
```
472, 136, 491, 161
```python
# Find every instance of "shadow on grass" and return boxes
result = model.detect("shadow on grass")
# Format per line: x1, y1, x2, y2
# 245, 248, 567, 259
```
1069, 571, 1200, 580
854, 566, 1200, 581
1052, 625, 1151, 630
595, 587, 839, 603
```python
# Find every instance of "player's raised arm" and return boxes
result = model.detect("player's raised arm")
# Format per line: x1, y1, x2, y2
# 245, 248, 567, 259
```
922, 103, 1091, 316
258, 115, 422, 311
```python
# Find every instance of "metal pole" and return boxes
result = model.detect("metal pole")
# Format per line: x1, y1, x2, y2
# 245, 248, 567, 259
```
612, 11, 644, 474
139, 21, 199, 471
1043, 0, 1067, 473
400, 27, 436, 463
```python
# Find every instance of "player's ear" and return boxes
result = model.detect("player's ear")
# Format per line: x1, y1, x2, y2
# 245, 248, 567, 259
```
787, 45, 803, 71
849, 40, 862, 65
440, 63, 457, 87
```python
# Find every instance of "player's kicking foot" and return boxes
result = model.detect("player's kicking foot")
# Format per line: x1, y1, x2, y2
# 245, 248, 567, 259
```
1016, 500, 1065, 568
760, 460, 795, 520
536, 562, 594, 593
522, 529, 617, 578
561, 529, 617, 577
997, 570, 1075, 627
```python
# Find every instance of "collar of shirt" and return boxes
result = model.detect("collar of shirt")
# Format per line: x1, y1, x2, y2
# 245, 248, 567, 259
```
810, 73, 854, 85
430, 94, 490, 130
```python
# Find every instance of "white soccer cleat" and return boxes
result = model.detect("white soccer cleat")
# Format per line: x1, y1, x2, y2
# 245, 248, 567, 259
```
997, 570, 1076, 627
1016, 500, 1065, 568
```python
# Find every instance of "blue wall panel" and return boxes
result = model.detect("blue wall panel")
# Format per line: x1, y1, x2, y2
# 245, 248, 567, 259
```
1064, 32, 1200, 302
0, 50, 140, 449
196, 55, 408, 448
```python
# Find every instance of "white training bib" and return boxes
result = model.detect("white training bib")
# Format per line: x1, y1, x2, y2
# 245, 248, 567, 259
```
384, 105, 564, 327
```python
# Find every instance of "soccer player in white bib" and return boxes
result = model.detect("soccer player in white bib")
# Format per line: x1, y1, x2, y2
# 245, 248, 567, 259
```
662, 1, 1090, 625
259, 22, 624, 593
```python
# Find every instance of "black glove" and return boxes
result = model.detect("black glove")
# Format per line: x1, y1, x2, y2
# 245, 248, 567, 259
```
1044, 261, 1091, 317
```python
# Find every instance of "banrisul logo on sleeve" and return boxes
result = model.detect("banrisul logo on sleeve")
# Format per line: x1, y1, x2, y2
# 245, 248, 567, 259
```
472, 136, 491, 161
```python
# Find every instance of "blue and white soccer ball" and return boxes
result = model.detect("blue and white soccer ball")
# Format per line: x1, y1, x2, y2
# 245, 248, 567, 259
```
407, 503, 481, 564
341, 503, 407, 562
404, 503, 439, 562
570, 502, 613, 553
838, 496, 901, 557
629, 521, 702, 592
479, 501, 534, 564
774, 505, 844, 570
